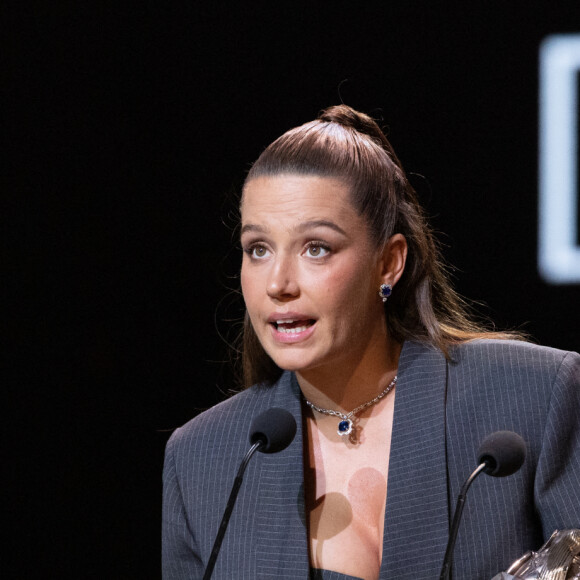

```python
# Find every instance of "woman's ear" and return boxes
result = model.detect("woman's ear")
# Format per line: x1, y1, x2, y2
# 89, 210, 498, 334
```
378, 234, 407, 287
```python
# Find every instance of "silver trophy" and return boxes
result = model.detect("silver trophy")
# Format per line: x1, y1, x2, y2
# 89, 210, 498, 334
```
491, 529, 580, 580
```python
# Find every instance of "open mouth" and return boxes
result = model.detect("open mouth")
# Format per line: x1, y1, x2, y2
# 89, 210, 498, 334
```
272, 319, 316, 334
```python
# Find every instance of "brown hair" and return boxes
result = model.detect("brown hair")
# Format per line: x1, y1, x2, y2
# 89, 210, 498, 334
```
239, 105, 519, 387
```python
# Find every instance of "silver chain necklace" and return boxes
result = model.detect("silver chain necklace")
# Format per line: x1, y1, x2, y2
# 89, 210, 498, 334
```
302, 375, 397, 436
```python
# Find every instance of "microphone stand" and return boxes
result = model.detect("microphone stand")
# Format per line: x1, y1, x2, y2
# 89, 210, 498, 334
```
439, 462, 487, 580
202, 440, 263, 580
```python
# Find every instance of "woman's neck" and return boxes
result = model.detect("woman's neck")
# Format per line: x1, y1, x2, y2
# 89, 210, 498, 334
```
296, 337, 402, 413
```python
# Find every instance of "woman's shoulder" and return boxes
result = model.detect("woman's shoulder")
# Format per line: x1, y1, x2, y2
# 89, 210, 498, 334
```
449, 338, 579, 380
452, 337, 577, 359
166, 372, 294, 456
442, 340, 579, 442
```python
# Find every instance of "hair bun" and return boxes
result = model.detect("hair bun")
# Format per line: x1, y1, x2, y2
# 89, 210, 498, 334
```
319, 104, 384, 139
319, 104, 401, 167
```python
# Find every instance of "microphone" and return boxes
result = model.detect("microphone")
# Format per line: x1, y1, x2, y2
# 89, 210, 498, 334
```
202, 408, 297, 580
249, 407, 298, 453
439, 430, 526, 580
477, 430, 526, 477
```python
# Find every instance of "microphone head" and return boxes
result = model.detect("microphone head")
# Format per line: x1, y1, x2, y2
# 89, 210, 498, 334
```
477, 430, 526, 477
249, 408, 297, 454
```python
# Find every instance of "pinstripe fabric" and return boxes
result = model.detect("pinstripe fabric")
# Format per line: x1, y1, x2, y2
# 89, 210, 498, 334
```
381, 341, 450, 579
446, 340, 580, 580
162, 340, 580, 579
162, 372, 310, 580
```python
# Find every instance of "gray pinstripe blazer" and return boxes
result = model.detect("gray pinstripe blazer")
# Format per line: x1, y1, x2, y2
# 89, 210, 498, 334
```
162, 340, 580, 579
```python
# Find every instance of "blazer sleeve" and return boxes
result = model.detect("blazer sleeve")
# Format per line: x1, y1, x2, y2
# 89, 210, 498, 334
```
162, 429, 204, 580
534, 350, 580, 536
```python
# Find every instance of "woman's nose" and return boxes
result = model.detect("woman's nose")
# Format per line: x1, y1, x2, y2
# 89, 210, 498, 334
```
266, 256, 299, 300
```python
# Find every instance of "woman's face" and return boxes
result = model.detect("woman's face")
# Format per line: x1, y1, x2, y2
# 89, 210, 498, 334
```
240, 174, 398, 376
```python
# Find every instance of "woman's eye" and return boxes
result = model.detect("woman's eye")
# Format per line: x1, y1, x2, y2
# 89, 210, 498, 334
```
306, 244, 329, 258
248, 245, 269, 259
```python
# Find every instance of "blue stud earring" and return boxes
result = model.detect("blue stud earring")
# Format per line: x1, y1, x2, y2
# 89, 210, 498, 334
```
379, 283, 392, 302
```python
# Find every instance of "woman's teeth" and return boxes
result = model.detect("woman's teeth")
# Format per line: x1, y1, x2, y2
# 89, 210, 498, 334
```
278, 325, 309, 334
275, 320, 312, 333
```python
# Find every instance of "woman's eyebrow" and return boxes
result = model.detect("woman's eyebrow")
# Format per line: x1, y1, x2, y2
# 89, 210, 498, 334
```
240, 223, 269, 235
296, 220, 347, 236
240, 220, 347, 236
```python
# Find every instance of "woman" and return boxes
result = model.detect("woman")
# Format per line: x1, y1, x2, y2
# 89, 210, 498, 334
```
162, 106, 580, 579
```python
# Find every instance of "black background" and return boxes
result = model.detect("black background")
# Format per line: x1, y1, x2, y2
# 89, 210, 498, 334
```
5, 2, 580, 578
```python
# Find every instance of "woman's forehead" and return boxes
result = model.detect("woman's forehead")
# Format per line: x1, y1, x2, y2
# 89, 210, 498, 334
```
241, 175, 353, 214
240, 175, 370, 239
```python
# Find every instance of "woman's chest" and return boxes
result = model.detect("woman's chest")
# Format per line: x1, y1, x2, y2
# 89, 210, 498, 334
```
303, 413, 393, 579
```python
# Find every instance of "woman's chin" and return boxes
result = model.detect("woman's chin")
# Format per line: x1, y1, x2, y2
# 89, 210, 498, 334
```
264, 349, 315, 373
270, 357, 310, 373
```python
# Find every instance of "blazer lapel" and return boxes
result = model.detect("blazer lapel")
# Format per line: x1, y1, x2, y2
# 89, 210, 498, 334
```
382, 341, 450, 579
252, 342, 450, 579
255, 372, 310, 578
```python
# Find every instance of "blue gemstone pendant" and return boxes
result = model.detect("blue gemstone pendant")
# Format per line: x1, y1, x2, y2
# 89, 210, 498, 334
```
337, 418, 353, 436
